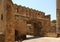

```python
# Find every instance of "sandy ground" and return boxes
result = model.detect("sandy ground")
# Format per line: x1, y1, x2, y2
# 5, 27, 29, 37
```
22, 35, 60, 42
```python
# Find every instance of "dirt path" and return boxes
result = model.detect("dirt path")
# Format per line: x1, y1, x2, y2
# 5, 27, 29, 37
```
23, 37, 60, 42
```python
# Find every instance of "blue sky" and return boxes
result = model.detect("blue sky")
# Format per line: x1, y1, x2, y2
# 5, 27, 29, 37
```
12, 0, 56, 20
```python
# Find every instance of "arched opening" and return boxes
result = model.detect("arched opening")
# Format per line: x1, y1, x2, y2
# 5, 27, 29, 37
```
15, 30, 26, 42
26, 20, 44, 37
33, 22, 43, 36
15, 30, 22, 42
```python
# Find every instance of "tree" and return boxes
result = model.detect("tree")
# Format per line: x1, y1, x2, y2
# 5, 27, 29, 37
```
51, 20, 56, 23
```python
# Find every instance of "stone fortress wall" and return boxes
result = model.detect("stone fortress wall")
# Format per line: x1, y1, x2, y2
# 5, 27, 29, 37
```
0, 0, 52, 42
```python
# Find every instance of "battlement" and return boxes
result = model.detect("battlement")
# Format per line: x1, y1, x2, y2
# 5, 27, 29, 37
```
12, 3, 46, 19
45, 15, 51, 20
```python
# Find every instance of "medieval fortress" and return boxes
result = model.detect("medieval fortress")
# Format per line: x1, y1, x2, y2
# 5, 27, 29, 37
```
0, 0, 60, 42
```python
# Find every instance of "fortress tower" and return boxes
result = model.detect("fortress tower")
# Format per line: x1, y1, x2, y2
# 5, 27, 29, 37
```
0, 0, 15, 42
56, 0, 60, 36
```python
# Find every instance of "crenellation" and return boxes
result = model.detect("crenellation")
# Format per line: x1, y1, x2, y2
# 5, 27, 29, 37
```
45, 15, 51, 20
13, 3, 49, 20
41, 12, 45, 18
26, 8, 30, 17
37, 11, 42, 18
17, 5, 23, 15
13, 4, 18, 13
21, 6, 26, 16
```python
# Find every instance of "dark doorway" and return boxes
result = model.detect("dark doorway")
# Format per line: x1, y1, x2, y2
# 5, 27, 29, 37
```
33, 22, 43, 36
15, 30, 21, 42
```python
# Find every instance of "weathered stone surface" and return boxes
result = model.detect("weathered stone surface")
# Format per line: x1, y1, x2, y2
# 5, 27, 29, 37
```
56, 0, 60, 34
5, 0, 15, 42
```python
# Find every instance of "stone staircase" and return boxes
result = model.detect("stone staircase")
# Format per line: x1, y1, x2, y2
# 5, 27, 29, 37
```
0, 34, 5, 42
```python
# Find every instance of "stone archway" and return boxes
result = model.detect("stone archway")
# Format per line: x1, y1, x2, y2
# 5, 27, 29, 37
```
15, 30, 19, 41
15, 30, 22, 42
33, 22, 43, 36
26, 20, 43, 36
